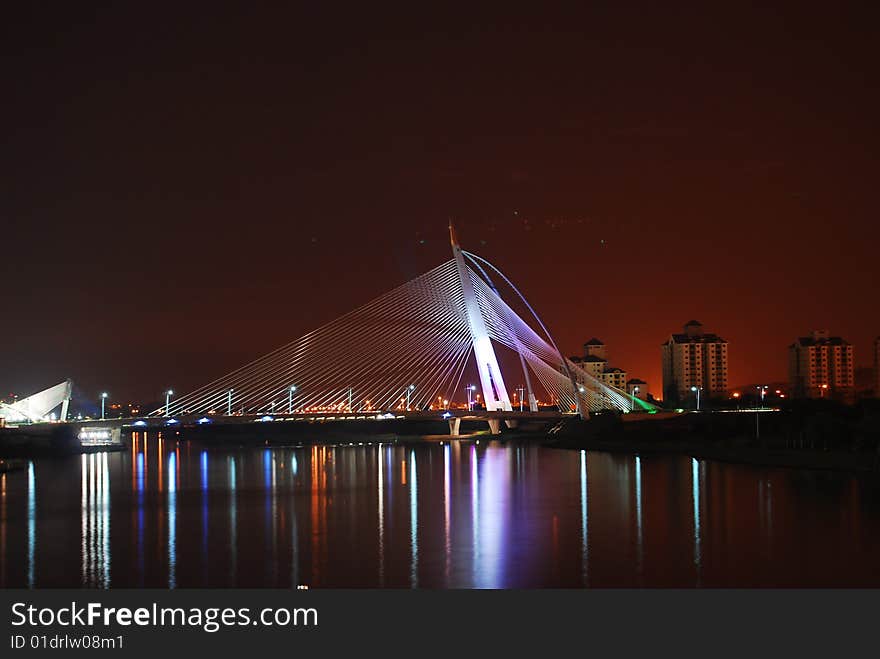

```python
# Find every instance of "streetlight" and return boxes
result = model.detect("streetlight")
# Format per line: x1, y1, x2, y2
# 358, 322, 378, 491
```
517, 385, 525, 412
165, 389, 173, 417
289, 385, 297, 413
466, 385, 476, 411
227, 389, 233, 415
756, 385, 767, 409
406, 384, 415, 411
820, 384, 828, 398
631, 386, 639, 412
755, 386, 768, 441
691, 385, 701, 411
100, 392, 108, 420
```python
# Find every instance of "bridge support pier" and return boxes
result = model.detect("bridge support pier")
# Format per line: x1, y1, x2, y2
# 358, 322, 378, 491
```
448, 418, 461, 436
487, 419, 501, 435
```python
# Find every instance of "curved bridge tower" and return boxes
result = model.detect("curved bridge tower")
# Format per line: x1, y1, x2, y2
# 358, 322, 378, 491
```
450, 224, 512, 412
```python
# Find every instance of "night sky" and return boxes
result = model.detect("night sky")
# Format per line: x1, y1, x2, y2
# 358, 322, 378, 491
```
2, 3, 878, 404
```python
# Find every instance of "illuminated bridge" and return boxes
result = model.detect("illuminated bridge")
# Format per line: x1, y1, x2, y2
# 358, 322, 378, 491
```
152, 227, 656, 432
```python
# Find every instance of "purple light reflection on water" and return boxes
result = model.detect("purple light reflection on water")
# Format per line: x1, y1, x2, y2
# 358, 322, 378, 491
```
2, 437, 880, 588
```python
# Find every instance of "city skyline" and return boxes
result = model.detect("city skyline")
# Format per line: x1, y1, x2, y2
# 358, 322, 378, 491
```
1, 229, 878, 402
3, 310, 874, 407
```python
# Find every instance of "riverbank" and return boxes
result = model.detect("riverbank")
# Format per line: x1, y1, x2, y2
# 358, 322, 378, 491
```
547, 433, 880, 474
0, 424, 124, 457
545, 405, 880, 475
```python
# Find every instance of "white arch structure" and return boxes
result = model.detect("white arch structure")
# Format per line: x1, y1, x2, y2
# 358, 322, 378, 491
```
0, 379, 72, 424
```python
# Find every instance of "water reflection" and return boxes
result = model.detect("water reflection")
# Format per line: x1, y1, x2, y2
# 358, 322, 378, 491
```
377, 444, 385, 585
443, 443, 451, 583
409, 449, 418, 588
80, 452, 111, 588
476, 445, 510, 589
310, 446, 327, 585
3, 436, 880, 588
81, 455, 86, 583
136, 450, 145, 584
102, 454, 110, 587
27, 461, 35, 588
693, 458, 702, 582
290, 461, 299, 588
228, 456, 237, 586
1, 473, 6, 585
471, 445, 479, 586
580, 450, 588, 586
167, 450, 176, 589
263, 449, 276, 584
200, 450, 208, 582
634, 455, 643, 581
271, 451, 278, 585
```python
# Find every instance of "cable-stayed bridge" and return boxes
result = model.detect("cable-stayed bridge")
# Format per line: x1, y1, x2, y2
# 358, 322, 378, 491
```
155, 227, 656, 429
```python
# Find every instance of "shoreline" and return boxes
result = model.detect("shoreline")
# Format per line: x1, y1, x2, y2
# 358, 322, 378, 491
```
545, 435, 880, 475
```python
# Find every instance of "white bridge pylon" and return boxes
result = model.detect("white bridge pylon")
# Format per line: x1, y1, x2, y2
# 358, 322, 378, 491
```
450, 225, 511, 412
157, 232, 653, 419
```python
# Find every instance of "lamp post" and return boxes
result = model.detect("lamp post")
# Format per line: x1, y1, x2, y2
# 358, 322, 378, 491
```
467, 385, 476, 411
227, 389, 233, 416
517, 385, 525, 412
406, 384, 415, 411
631, 386, 639, 412
288, 385, 297, 413
756, 385, 767, 409
100, 392, 108, 420
820, 383, 828, 398
165, 389, 173, 417
691, 385, 701, 411
755, 386, 768, 440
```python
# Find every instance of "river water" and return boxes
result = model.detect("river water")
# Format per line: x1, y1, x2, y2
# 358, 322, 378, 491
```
2, 433, 879, 588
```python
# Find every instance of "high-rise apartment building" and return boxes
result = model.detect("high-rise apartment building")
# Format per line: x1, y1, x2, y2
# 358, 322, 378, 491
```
569, 338, 629, 390
661, 320, 728, 406
788, 330, 854, 400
